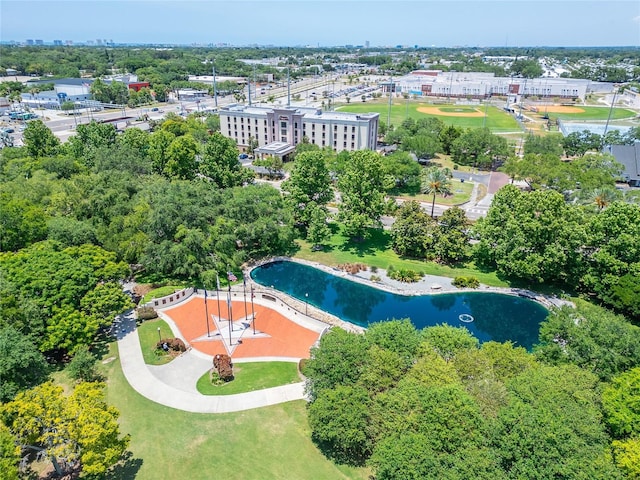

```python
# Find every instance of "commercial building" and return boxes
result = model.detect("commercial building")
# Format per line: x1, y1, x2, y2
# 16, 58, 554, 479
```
391, 70, 601, 102
219, 104, 379, 159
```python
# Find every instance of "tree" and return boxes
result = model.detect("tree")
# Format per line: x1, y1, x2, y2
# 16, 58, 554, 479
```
66, 345, 100, 383
380, 151, 421, 192
402, 130, 441, 160
282, 150, 333, 228
199, 132, 253, 188
434, 206, 470, 264
0, 423, 19, 480
306, 203, 331, 249
164, 135, 198, 180
439, 124, 462, 155
148, 129, 176, 174
337, 150, 390, 240
451, 128, 510, 169
523, 132, 563, 157
421, 324, 478, 361
0, 193, 48, 252
473, 185, 586, 284
1, 382, 129, 477
0, 327, 48, 403
22, 119, 59, 158
493, 364, 620, 479
535, 301, 640, 381
303, 328, 370, 401
391, 200, 437, 258
421, 167, 452, 218
602, 367, 640, 439
562, 130, 602, 157
307, 385, 372, 465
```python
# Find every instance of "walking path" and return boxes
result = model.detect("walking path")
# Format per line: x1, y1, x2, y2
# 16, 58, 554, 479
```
115, 310, 313, 413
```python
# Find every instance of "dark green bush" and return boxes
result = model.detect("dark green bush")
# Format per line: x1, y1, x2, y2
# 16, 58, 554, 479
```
452, 276, 480, 288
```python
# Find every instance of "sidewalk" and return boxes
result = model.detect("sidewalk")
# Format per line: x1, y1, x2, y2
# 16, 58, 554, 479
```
115, 309, 306, 413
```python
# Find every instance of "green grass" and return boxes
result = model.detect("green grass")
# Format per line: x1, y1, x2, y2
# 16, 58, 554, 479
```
140, 285, 187, 305
103, 343, 369, 480
338, 101, 522, 132
394, 179, 473, 205
196, 362, 301, 395
544, 105, 636, 121
294, 224, 509, 288
137, 319, 175, 365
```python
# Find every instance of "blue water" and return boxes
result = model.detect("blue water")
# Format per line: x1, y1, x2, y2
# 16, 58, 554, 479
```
251, 260, 549, 350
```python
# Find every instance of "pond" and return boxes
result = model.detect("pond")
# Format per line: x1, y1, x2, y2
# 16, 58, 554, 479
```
251, 260, 549, 350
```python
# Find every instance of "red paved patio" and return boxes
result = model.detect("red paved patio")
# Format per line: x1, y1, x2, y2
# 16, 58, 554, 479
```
161, 295, 321, 359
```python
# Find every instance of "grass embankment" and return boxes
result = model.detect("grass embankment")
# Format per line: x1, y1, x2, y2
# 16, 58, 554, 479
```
294, 225, 508, 288
197, 362, 301, 395
103, 343, 368, 480
338, 101, 521, 132
137, 319, 175, 365
140, 285, 187, 305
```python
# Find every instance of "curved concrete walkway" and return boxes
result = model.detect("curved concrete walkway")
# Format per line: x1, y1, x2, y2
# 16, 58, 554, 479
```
115, 309, 307, 413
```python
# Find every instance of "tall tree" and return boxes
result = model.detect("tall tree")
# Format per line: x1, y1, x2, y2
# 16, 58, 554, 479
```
474, 185, 586, 284
0, 327, 48, 402
22, 120, 60, 158
451, 128, 510, 169
1, 382, 129, 477
199, 132, 253, 188
337, 150, 391, 240
421, 167, 452, 218
281, 150, 333, 229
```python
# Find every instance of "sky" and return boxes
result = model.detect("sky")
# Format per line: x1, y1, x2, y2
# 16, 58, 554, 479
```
1, 0, 639, 47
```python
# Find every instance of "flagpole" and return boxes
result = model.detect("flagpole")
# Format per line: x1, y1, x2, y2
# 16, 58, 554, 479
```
251, 284, 256, 335
204, 287, 210, 337
227, 266, 233, 346
243, 274, 248, 323
216, 274, 222, 332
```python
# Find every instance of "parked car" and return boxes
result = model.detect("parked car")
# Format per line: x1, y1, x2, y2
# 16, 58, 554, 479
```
238, 153, 249, 159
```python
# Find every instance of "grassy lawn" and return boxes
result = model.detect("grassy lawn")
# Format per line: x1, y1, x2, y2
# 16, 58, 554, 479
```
394, 179, 474, 205
338, 101, 521, 132
541, 105, 636, 121
294, 224, 509, 288
140, 285, 187, 305
103, 343, 369, 480
137, 319, 175, 365
197, 362, 301, 395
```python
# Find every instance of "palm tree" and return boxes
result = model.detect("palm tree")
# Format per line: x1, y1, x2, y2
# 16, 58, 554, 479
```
581, 187, 621, 211
421, 168, 452, 218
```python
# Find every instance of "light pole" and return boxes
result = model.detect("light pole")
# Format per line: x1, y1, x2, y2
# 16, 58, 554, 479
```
305, 293, 309, 315
157, 327, 161, 342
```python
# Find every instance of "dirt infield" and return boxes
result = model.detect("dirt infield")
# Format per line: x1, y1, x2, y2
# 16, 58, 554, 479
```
162, 296, 321, 359
536, 105, 585, 114
417, 106, 485, 117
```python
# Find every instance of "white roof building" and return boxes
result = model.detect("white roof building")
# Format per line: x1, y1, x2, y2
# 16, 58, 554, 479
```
219, 104, 379, 157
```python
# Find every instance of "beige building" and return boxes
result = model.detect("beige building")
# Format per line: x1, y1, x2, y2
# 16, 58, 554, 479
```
219, 104, 379, 158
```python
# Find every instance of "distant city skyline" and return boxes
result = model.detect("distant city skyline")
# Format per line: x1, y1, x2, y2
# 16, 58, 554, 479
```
2, 0, 639, 47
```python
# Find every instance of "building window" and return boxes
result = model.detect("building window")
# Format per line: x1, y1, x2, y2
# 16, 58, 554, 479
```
280, 121, 287, 128
343, 134, 347, 140
352, 126, 356, 133
352, 134, 355, 140
241, 118, 244, 123
351, 142, 355, 149
265, 135, 268, 141
312, 124, 315, 130
322, 125, 326, 131
344, 142, 347, 148
281, 136, 287, 142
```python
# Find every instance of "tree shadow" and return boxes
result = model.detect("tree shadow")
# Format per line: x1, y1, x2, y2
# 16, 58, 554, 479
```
337, 228, 392, 257
104, 451, 143, 480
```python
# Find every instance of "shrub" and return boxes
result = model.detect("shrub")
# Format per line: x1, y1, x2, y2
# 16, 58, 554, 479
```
136, 306, 158, 320
338, 263, 368, 275
370, 275, 381, 282
387, 264, 395, 273
67, 345, 101, 382
213, 353, 234, 381
156, 337, 186, 353
452, 276, 480, 288
370, 265, 378, 273
388, 268, 423, 283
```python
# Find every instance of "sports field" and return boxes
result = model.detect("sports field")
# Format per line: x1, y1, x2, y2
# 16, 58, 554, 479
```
338, 101, 637, 132
338, 101, 521, 132
530, 104, 636, 121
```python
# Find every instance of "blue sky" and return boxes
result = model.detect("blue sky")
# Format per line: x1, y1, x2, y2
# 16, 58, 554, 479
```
2, 0, 639, 47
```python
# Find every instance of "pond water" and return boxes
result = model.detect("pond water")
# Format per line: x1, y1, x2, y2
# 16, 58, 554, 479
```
251, 260, 549, 350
